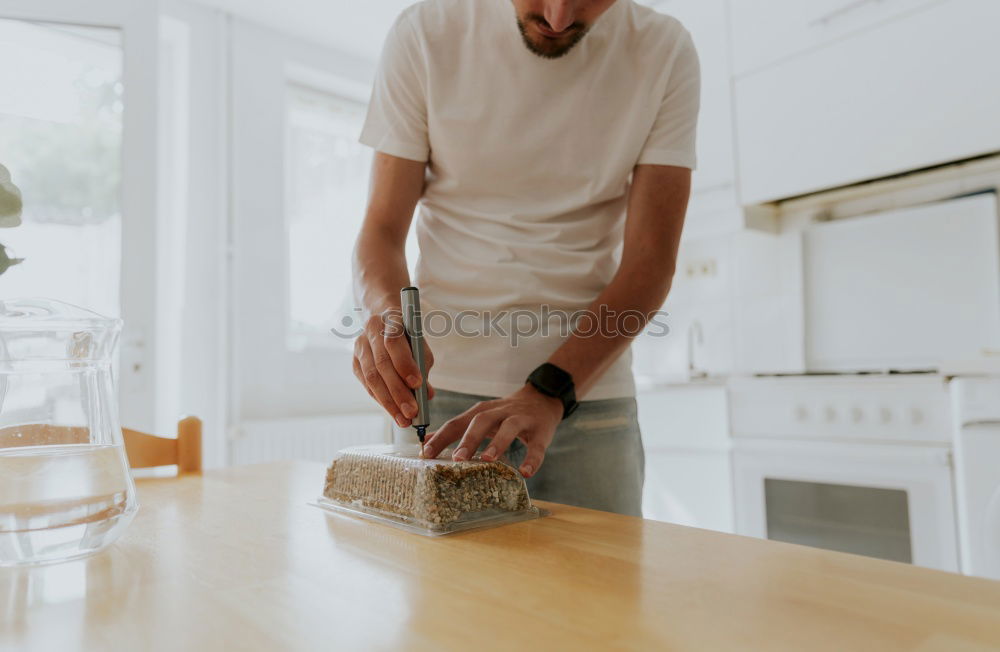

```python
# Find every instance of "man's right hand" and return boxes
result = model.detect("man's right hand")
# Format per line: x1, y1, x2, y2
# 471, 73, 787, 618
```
353, 309, 434, 427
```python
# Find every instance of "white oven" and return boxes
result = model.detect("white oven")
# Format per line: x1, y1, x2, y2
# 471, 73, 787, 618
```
730, 375, 960, 572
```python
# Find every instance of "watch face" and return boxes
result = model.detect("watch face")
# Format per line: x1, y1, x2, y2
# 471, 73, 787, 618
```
528, 364, 576, 420
533, 363, 572, 396
528, 363, 576, 405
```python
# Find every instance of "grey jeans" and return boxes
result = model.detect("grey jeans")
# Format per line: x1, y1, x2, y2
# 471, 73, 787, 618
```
426, 389, 645, 516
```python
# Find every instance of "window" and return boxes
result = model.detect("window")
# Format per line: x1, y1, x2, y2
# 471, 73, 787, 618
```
0, 20, 123, 317
284, 84, 371, 350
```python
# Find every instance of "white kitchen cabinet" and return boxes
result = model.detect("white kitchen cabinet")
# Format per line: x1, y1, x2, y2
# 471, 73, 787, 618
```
728, 0, 944, 78
662, 0, 736, 195
639, 384, 729, 449
733, 0, 1000, 203
638, 385, 734, 532
643, 450, 734, 531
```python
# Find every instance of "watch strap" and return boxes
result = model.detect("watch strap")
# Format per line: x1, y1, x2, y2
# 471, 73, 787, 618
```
526, 363, 579, 420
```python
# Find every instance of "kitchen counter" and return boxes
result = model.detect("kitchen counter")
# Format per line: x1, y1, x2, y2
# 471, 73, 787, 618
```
635, 374, 730, 391
3, 461, 999, 651
941, 357, 1000, 377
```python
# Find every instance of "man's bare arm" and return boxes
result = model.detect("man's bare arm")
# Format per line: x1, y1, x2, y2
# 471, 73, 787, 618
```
548, 163, 690, 396
354, 152, 424, 318
423, 164, 691, 476
352, 152, 434, 427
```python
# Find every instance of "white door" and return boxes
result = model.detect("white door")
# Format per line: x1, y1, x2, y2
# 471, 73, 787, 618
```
0, 0, 160, 430
733, 439, 959, 572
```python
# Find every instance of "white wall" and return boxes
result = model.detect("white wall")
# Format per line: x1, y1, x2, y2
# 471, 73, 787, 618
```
188, 0, 412, 62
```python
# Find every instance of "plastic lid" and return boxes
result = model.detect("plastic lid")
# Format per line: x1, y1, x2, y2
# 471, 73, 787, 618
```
0, 298, 121, 362
320, 444, 538, 535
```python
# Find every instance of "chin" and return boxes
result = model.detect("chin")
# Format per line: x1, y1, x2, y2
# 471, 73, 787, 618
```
516, 17, 589, 60
532, 38, 563, 54
525, 35, 574, 59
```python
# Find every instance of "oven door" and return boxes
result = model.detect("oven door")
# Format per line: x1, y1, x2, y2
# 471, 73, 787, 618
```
733, 439, 959, 572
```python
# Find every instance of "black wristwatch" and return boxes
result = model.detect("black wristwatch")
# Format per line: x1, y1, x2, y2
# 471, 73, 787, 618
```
526, 363, 579, 419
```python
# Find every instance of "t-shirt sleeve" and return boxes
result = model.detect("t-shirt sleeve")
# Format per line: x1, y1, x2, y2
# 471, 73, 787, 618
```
359, 11, 430, 162
636, 29, 701, 169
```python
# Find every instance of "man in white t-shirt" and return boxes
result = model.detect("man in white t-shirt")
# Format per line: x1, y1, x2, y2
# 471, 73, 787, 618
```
352, 0, 699, 515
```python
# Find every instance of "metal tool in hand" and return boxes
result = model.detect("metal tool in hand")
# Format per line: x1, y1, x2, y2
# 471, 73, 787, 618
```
400, 287, 430, 451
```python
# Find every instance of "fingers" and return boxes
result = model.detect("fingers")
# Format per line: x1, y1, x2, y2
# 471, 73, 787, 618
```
520, 442, 546, 479
353, 306, 439, 431
383, 325, 422, 390
367, 331, 418, 424
421, 343, 435, 397
423, 340, 434, 370
383, 310, 435, 388
421, 414, 473, 459
480, 416, 526, 463
453, 410, 504, 461
353, 356, 372, 398
355, 337, 409, 427
422, 401, 494, 459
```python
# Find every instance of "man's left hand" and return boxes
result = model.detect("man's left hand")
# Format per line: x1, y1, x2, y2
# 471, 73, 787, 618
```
421, 385, 563, 478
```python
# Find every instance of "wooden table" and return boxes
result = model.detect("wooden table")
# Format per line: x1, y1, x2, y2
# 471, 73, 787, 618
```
2, 462, 999, 651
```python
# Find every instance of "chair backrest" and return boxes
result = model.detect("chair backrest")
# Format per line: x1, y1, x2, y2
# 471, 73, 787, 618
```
123, 416, 202, 473
0, 417, 202, 474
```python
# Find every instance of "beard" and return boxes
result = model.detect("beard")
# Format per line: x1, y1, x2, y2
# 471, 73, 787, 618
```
516, 13, 590, 59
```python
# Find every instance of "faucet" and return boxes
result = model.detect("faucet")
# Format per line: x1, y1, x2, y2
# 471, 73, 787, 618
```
687, 320, 706, 381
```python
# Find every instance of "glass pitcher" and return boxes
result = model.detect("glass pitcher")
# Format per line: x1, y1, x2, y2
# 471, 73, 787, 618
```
0, 298, 137, 566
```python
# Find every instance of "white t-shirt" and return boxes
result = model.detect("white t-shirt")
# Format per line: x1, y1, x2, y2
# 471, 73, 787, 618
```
360, 0, 700, 400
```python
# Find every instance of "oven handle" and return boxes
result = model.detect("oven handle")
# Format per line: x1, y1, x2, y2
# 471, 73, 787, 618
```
809, 0, 884, 27
962, 420, 1000, 428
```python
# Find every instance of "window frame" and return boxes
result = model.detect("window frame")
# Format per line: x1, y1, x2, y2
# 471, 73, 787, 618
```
0, 0, 162, 433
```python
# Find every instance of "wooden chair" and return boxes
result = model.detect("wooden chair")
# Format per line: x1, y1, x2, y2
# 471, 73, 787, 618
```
0, 417, 202, 474
123, 416, 202, 473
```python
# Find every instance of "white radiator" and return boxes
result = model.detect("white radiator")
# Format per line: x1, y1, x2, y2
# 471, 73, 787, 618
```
229, 412, 392, 466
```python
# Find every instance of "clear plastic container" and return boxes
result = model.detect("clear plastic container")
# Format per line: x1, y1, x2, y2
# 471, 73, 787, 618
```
0, 298, 137, 566
313, 444, 541, 536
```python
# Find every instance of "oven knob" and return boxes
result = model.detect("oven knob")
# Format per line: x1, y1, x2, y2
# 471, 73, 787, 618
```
795, 405, 809, 422
911, 408, 924, 425
880, 407, 892, 424
851, 407, 864, 423
824, 406, 836, 423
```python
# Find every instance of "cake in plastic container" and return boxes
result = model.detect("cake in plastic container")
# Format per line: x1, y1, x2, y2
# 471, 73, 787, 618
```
315, 444, 540, 535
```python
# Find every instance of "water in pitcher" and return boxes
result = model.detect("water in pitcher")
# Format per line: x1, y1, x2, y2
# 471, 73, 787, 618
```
0, 444, 136, 565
